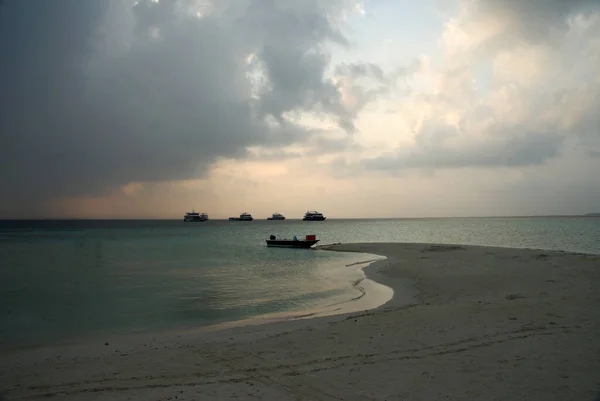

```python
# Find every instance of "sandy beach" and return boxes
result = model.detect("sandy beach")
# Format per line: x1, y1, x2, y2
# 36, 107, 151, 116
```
2, 242, 599, 400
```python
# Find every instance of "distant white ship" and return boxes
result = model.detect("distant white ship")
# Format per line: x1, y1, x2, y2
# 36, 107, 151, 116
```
229, 212, 254, 221
184, 211, 208, 222
302, 210, 326, 221
267, 213, 285, 220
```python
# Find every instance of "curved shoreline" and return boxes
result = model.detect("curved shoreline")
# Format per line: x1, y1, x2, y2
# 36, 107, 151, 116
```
2, 243, 599, 400
179, 252, 396, 332
0, 252, 394, 353
318, 245, 420, 309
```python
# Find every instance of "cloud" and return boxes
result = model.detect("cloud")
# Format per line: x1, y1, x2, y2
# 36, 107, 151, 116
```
333, 61, 418, 117
442, 0, 600, 58
241, 1, 353, 126
349, 0, 600, 173
363, 123, 564, 170
1, 0, 598, 218
0, 0, 369, 215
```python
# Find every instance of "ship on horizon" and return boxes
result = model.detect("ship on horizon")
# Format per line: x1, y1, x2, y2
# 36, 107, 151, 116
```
302, 210, 326, 221
229, 212, 253, 221
184, 211, 208, 222
267, 213, 285, 220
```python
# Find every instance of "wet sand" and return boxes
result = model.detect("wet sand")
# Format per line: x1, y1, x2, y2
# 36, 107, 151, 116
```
1, 243, 599, 400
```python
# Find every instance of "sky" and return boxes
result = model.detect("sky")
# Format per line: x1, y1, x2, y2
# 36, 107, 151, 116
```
0, 0, 599, 219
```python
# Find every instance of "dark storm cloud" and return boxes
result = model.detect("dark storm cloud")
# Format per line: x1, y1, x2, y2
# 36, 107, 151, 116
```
241, 0, 358, 131
0, 0, 363, 214
1, 0, 253, 205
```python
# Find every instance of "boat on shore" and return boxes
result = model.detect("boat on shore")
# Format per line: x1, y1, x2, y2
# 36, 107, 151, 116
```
266, 234, 319, 248
184, 211, 208, 222
229, 212, 253, 221
267, 213, 285, 220
302, 210, 326, 221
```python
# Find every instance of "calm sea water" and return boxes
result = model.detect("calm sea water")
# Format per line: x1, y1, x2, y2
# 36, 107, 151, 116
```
1, 217, 599, 347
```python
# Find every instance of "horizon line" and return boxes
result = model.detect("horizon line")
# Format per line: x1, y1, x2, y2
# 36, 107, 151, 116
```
1, 214, 598, 221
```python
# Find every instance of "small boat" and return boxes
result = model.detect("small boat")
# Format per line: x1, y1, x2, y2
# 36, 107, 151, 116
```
267, 213, 286, 220
302, 210, 326, 221
184, 211, 208, 222
266, 234, 319, 248
229, 212, 253, 221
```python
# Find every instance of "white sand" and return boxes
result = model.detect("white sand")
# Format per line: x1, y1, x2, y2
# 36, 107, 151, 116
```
2, 243, 600, 400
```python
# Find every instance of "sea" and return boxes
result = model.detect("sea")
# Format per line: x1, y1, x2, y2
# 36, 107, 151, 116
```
1, 216, 599, 348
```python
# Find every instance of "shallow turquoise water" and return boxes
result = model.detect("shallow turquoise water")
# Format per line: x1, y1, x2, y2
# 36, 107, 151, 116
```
1, 217, 598, 346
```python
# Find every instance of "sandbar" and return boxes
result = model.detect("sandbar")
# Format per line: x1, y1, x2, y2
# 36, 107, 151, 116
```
1, 243, 599, 400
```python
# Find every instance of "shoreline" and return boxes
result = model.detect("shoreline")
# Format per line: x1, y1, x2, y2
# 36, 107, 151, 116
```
0, 252, 395, 354
2, 242, 599, 400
